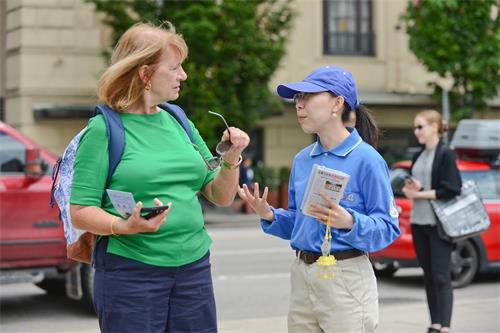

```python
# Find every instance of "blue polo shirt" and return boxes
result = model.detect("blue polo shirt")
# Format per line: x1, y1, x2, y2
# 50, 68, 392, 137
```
261, 128, 400, 253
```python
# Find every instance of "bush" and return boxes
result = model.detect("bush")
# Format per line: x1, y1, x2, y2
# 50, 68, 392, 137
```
278, 166, 291, 185
253, 165, 279, 190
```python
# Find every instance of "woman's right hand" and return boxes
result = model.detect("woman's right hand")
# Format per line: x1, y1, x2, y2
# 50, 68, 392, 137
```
237, 183, 274, 221
403, 177, 422, 191
115, 198, 171, 235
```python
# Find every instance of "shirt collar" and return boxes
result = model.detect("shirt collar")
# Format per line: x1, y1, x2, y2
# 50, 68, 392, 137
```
310, 127, 363, 157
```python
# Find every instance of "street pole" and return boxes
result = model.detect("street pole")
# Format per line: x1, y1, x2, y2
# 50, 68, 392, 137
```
436, 74, 454, 146
442, 88, 450, 145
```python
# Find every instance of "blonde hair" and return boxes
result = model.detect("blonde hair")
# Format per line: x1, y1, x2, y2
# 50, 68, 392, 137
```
416, 109, 447, 136
97, 22, 188, 111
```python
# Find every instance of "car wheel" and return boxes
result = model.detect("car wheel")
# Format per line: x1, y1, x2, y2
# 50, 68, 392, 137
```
451, 240, 479, 288
35, 277, 66, 296
372, 262, 399, 277
81, 263, 95, 313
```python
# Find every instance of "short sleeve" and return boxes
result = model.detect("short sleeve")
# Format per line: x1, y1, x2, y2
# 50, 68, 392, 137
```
70, 115, 109, 206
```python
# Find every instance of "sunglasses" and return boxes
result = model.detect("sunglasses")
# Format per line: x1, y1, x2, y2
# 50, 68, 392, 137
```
413, 124, 427, 131
208, 110, 232, 155
293, 92, 315, 103
190, 142, 221, 171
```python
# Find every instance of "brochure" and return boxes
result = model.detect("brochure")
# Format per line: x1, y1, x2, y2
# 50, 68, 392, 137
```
300, 164, 350, 217
106, 189, 136, 218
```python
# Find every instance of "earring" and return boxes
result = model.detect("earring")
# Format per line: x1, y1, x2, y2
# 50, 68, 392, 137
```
331, 112, 338, 119
145, 82, 152, 91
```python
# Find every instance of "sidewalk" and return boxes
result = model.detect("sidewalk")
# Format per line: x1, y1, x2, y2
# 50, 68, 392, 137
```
219, 296, 500, 333
204, 209, 260, 225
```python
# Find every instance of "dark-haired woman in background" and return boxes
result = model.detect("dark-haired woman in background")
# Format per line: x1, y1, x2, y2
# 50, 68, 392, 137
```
238, 66, 400, 333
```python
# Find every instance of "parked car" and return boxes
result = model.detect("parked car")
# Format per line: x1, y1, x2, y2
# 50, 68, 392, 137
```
0, 121, 94, 310
371, 119, 500, 288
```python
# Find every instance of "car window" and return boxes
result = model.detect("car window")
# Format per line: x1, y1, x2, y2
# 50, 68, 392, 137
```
0, 131, 26, 174
390, 167, 410, 198
390, 167, 500, 200
461, 170, 500, 200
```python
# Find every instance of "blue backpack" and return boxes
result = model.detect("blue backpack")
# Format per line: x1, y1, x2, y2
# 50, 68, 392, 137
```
50, 103, 193, 263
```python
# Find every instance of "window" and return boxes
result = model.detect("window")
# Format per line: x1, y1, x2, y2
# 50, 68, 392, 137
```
390, 167, 500, 201
390, 167, 410, 198
0, 131, 26, 173
323, 0, 375, 56
461, 170, 500, 200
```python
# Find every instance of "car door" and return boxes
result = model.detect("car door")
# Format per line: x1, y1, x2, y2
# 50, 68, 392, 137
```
460, 169, 500, 262
0, 130, 66, 268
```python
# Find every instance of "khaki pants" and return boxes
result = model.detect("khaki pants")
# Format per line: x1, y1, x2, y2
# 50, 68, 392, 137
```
288, 254, 378, 333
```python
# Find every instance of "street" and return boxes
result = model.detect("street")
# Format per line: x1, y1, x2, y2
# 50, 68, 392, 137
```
1, 219, 499, 333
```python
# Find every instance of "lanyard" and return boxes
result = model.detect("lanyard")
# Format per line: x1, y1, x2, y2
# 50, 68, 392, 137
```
317, 209, 337, 279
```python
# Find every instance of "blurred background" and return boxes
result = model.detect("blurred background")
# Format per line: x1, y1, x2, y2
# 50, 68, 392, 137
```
1, 0, 498, 168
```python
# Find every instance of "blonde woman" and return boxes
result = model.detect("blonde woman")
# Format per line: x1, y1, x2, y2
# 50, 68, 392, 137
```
70, 22, 249, 332
403, 110, 462, 333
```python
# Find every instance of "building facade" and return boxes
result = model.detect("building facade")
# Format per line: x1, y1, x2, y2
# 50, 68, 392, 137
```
261, 0, 443, 167
1, 0, 108, 154
0, 0, 497, 167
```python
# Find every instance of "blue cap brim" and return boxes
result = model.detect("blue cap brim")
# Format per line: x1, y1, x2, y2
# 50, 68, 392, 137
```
276, 82, 328, 99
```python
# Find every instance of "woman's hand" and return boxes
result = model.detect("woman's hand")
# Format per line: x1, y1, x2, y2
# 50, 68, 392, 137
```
402, 187, 420, 199
308, 192, 354, 229
402, 177, 423, 199
237, 183, 274, 221
404, 177, 422, 191
220, 127, 250, 163
402, 178, 420, 198
114, 198, 171, 235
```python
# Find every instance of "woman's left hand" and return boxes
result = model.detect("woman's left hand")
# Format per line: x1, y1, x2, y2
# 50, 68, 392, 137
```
308, 192, 354, 229
221, 127, 250, 160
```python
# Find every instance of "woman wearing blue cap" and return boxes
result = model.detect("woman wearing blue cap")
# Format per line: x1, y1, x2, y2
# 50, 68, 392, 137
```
239, 66, 400, 333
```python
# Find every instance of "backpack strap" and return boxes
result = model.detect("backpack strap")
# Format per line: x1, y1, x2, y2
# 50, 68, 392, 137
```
94, 104, 125, 187
159, 103, 194, 143
49, 157, 62, 208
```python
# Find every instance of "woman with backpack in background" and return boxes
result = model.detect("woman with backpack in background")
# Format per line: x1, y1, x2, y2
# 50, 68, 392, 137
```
238, 66, 400, 333
402, 110, 462, 333
69, 22, 249, 333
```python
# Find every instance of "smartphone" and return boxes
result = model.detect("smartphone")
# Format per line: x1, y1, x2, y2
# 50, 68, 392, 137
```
140, 203, 171, 219
404, 175, 414, 183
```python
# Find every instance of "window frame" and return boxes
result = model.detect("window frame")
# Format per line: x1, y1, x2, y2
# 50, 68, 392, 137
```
323, 0, 375, 56
0, 130, 27, 175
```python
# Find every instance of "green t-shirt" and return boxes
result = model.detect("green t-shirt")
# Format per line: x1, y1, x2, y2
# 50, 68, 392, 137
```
70, 110, 218, 267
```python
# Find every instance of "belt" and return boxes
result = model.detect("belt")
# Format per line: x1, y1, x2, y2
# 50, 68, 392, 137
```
295, 249, 366, 265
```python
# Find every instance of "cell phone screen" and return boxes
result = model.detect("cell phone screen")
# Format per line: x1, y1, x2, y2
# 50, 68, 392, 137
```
140, 204, 171, 219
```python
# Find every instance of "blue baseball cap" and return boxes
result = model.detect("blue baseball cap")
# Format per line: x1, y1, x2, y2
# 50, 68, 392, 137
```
276, 66, 358, 110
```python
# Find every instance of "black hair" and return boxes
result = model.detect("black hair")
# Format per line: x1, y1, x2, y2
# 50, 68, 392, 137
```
341, 102, 379, 148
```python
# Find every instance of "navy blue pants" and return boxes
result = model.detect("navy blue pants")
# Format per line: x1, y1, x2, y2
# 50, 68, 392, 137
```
93, 238, 217, 333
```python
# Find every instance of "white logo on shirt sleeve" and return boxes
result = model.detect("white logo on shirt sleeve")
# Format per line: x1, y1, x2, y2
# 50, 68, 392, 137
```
390, 197, 399, 218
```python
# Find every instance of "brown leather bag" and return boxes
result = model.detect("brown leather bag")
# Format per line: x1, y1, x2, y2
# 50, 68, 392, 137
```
66, 232, 96, 264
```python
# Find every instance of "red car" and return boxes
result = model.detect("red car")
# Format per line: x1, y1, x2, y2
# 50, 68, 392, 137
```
370, 158, 500, 288
0, 121, 93, 309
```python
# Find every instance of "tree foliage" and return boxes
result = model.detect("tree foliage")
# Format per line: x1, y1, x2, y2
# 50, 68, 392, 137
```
401, 0, 499, 119
88, 0, 294, 147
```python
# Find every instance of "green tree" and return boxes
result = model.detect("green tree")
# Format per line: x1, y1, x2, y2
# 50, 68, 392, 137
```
88, 0, 294, 147
401, 0, 499, 119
